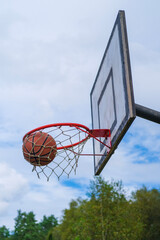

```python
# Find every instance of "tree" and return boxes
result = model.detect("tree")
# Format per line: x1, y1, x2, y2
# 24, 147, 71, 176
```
0, 211, 59, 240
0, 225, 10, 239
46, 226, 61, 240
60, 199, 80, 240
39, 214, 58, 239
132, 186, 160, 240
86, 176, 143, 240
13, 210, 41, 240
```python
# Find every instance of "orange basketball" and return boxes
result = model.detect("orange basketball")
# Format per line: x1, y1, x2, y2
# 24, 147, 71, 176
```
22, 131, 57, 166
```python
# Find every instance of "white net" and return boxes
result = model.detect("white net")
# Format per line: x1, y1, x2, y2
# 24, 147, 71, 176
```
23, 125, 90, 180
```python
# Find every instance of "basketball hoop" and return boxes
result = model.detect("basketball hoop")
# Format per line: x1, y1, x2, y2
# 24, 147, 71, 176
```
22, 123, 111, 180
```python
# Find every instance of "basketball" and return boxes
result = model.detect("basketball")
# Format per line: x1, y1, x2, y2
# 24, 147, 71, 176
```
22, 131, 57, 166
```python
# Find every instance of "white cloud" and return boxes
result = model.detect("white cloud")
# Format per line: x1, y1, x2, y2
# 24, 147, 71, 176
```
0, 163, 28, 202
8, 179, 86, 228
130, 43, 160, 109
0, 162, 28, 228
0, 201, 9, 215
104, 148, 160, 185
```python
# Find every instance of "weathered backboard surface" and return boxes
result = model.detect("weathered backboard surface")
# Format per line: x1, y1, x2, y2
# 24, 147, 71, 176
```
90, 11, 136, 175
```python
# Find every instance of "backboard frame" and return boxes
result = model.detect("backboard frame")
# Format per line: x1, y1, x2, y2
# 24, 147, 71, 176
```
90, 10, 136, 175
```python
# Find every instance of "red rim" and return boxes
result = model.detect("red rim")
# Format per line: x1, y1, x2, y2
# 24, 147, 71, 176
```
23, 123, 91, 150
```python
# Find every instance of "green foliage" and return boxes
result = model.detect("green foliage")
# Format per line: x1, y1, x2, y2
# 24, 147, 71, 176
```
0, 225, 10, 239
9, 210, 58, 240
132, 186, 160, 240
86, 177, 143, 240
47, 225, 61, 240
13, 210, 41, 240
39, 214, 58, 239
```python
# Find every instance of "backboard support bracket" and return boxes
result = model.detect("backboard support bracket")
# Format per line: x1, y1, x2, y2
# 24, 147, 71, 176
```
136, 104, 160, 124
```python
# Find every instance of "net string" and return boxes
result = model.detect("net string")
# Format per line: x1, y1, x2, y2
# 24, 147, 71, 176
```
25, 125, 89, 180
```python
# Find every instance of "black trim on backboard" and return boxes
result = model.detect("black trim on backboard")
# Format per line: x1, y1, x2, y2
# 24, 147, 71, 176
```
120, 11, 136, 117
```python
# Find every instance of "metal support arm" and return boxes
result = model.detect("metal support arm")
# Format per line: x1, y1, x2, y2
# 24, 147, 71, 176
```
135, 104, 160, 124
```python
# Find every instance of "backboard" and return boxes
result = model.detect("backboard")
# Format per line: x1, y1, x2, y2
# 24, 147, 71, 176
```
90, 11, 136, 175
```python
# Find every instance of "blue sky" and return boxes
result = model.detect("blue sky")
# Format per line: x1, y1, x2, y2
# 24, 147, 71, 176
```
0, 0, 160, 229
